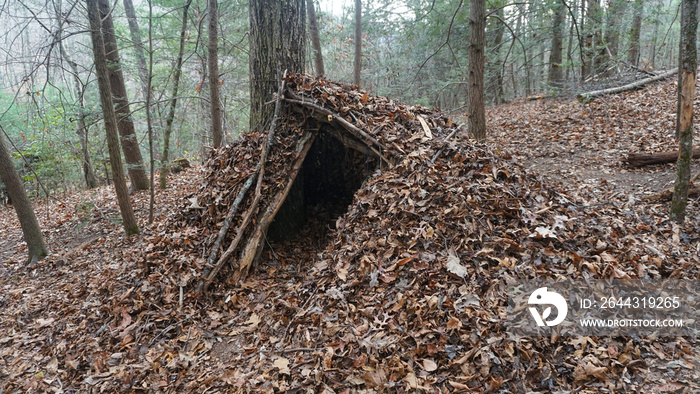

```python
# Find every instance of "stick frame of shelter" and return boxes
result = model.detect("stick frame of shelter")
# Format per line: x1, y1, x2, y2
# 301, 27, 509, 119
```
234, 133, 316, 281
283, 96, 393, 166
199, 71, 286, 293
197, 172, 256, 293
202, 133, 315, 290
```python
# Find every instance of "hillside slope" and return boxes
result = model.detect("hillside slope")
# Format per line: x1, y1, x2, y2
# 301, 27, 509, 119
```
1, 76, 699, 392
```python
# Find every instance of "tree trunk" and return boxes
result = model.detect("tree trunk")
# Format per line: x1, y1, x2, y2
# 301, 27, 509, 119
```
354, 0, 362, 86
122, 0, 150, 101
566, 0, 577, 81
87, 0, 140, 235
249, 0, 306, 133
671, 0, 698, 223
627, 0, 644, 66
0, 129, 48, 264
97, 0, 149, 191
307, 0, 325, 77
468, 0, 486, 140
55, 3, 97, 189
582, 0, 602, 79
208, 0, 223, 147
602, 0, 628, 71
515, 3, 531, 96
486, 6, 505, 103
161, 0, 192, 189
548, 0, 566, 86
650, 3, 660, 69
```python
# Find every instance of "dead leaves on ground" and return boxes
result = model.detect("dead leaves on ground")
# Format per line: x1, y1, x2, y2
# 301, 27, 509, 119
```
1, 74, 699, 392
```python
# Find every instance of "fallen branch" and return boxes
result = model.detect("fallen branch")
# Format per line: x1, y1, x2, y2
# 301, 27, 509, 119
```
234, 133, 316, 281
577, 68, 678, 101
431, 124, 464, 163
626, 147, 700, 167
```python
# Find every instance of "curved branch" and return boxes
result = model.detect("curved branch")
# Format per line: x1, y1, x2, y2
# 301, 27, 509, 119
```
410, 0, 463, 84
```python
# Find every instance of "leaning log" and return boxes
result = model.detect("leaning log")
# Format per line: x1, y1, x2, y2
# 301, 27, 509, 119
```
626, 148, 700, 167
577, 68, 678, 101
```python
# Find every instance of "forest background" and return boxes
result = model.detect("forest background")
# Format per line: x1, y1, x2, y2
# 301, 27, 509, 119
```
0, 0, 682, 202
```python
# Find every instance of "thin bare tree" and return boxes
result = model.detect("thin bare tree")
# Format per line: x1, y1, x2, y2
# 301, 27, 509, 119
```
208, 0, 223, 147
353, 0, 362, 86
161, 0, 192, 188
468, 0, 486, 139
307, 0, 325, 77
87, 0, 140, 235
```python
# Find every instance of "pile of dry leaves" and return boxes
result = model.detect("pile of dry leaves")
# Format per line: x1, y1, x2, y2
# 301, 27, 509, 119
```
1, 74, 699, 392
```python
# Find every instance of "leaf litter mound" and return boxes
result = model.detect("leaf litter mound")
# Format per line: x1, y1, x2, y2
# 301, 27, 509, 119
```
1, 73, 699, 392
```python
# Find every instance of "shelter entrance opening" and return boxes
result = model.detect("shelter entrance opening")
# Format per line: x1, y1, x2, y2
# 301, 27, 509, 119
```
267, 126, 378, 246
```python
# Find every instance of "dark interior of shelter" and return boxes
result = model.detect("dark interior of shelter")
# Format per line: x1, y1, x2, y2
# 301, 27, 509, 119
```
266, 127, 378, 249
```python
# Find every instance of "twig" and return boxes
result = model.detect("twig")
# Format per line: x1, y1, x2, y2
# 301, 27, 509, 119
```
282, 287, 319, 341
149, 315, 194, 346
281, 347, 319, 354
431, 125, 464, 163
95, 317, 115, 336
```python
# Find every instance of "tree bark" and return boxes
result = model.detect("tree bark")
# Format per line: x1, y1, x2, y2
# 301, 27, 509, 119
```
0, 129, 48, 264
671, 0, 698, 223
208, 0, 223, 147
161, 0, 192, 189
249, 0, 306, 133
468, 0, 486, 140
87, 0, 140, 235
486, 6, 505, 103
627, 0, 644, 66
354, 0, 362, 86
122, 0, 150, 100
97, 0, 150, 191
548, 0, 566, 86
307, 0, 325, 77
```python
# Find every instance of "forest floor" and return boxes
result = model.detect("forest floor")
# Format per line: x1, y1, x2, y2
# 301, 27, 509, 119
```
1, 77, 700, 392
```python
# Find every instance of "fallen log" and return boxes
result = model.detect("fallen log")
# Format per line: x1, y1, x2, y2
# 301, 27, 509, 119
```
577, 68, 678, 101
626, 148, 700, 167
